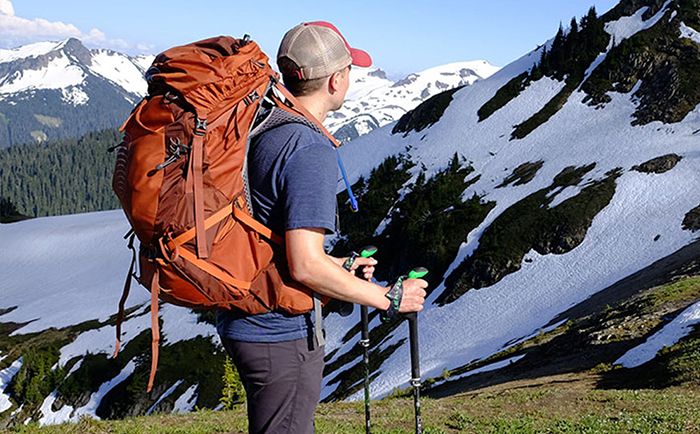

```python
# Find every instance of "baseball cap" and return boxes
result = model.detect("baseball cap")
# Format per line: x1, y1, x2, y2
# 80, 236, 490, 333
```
277, 21, 372, 80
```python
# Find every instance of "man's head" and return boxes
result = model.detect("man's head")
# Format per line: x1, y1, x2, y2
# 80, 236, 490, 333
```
277, 21, 371, 110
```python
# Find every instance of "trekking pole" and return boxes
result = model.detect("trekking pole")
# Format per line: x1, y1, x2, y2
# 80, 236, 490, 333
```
342, 245, 378, 434
406, 268, 428, 434
379, 267, 428, 434
338, 246, 379, 317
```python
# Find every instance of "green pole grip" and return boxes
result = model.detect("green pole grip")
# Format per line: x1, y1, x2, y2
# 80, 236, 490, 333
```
360, 245, 378, 259
408, 267, 428, 280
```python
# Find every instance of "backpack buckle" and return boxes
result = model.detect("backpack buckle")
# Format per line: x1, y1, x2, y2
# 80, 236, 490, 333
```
194, 117, 207, 136
243, 90, 260, 106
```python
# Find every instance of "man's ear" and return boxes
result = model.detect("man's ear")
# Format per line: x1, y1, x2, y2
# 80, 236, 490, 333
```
328, 70, 342, 94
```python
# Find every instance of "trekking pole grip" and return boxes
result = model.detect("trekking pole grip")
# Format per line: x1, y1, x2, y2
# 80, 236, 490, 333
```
337, 246, 378, 317
381, 267, 428, 323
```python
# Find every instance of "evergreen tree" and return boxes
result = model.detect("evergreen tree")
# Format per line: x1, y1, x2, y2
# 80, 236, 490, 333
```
219, 356, 244, 410
0, 129, 121, 217
570, 17, 579, 36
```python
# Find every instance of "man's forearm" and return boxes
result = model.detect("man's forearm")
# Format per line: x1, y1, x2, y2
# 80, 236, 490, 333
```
291, 253, 391, 310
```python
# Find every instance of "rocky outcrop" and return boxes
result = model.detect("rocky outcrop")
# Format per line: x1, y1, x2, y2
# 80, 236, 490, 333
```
583, 0, 700, 126
683, 205, 700, 232
497, 160, 545, 188
632, 154, 683, 173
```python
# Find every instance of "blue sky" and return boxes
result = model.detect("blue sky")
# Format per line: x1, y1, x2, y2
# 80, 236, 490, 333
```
2, 0, 619, 77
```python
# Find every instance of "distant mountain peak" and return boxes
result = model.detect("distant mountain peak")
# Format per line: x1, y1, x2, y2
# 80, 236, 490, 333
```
326, 60, 500, 143
0, 38, 154, 147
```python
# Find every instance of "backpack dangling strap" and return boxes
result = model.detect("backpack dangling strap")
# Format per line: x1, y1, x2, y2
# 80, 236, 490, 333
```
146, 271, 161, 393
113, 232, 137, 358
189, 118, 208, 259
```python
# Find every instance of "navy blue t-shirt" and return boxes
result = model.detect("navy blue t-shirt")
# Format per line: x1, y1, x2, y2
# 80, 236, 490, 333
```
216, 122, 338, 342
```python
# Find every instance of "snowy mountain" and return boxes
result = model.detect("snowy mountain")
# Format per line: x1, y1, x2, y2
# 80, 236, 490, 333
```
323, 0, 700, 401
0, 38, 152, 147
1, 0, 700, 427
326, 61, 499, 143
0, 35, 494, 148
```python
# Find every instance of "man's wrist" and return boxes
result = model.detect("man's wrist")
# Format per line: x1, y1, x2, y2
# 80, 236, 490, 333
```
382, 278, 403, 321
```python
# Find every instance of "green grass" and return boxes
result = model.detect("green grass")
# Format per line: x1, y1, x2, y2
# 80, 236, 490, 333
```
640, 276, 700, 312
6, 386, 699, 433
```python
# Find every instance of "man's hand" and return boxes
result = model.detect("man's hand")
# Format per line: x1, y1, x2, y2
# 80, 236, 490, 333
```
349, 257, 377, 281
398, 278, 427, 313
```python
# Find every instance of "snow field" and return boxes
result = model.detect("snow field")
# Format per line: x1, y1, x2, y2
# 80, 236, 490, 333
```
89, 50, 148, 96
615, 300, 700, 368
0, 54, 85, 95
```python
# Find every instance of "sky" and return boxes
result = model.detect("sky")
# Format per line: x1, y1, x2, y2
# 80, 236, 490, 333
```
1, 0, 620, 77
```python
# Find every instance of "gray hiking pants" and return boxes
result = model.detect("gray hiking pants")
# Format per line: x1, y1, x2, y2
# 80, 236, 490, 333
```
222, 337, 324, 434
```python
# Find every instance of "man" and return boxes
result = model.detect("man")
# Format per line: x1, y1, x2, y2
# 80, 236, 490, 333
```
217, 21, 427, 434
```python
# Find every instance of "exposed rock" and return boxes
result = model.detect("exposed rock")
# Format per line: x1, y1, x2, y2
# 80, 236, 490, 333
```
497, 160, 545, 188
368, 68, 388, 79
683, 204, 700, 232
632, 154, 682, 173
583, 4, 700, 126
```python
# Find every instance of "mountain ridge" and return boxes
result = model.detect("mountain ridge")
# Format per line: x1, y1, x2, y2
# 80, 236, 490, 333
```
0, 38, 151, 147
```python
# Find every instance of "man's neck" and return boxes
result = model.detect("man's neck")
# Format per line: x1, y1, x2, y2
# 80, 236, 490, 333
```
294, 95, 329, 123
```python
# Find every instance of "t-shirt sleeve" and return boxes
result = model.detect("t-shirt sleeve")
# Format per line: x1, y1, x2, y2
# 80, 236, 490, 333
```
279, 138, 338, 234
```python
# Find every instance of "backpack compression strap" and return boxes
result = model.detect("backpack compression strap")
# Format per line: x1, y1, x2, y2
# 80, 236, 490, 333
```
160, 198, 283, 292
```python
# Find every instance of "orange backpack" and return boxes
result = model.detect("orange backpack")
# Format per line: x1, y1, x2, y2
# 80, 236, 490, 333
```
111, 36, 339, 391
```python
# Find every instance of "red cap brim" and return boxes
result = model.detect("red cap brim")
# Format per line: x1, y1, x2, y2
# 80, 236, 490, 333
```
350, 47, 372, 68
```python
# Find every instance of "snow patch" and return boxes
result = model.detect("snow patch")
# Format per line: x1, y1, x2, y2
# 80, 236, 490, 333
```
60, 86, 89, 105
615, 300, 700, 368
429, 355, 526, 389
0, 211, 151, 335
146, 380, 183, 415
89, 51, 148, 96
0, 358, 23, 413
40, 360, 137, 425
172, 384, 198, 413
38, 392, 74, 426
549, 185, 585, 208
680, 22, 700, 44
604, 1, 672, 44
0, 41, 62, 64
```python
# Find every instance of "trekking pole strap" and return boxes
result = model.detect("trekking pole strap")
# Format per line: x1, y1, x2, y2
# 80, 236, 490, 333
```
313, 293, 325, 348
381, 277, 404, 322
